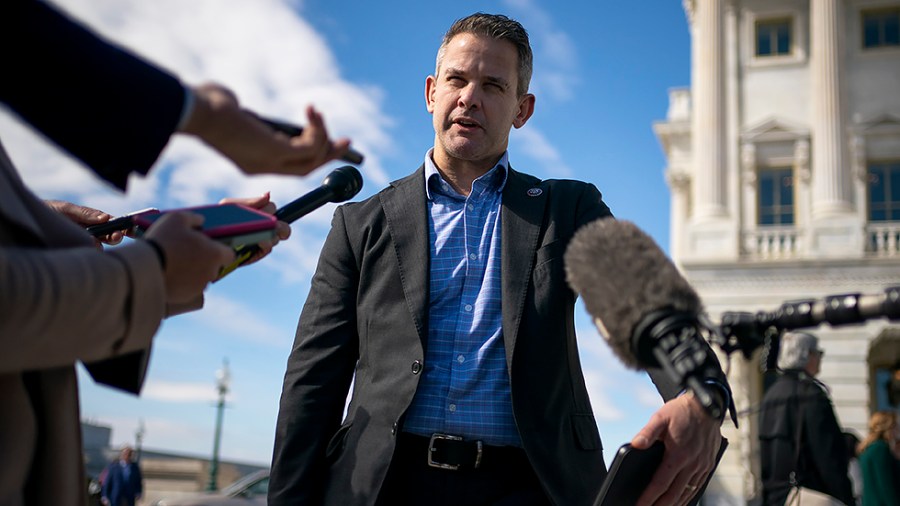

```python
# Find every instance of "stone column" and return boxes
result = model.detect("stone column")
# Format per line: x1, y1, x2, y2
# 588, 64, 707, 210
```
811, 0, 852, 216
691, 0, 728, 220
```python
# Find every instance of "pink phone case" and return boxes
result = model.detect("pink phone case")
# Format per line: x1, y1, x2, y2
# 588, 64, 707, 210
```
133, 204, 277, 238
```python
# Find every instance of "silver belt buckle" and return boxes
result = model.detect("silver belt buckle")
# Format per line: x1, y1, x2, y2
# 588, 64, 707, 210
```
427, 433, 483, 470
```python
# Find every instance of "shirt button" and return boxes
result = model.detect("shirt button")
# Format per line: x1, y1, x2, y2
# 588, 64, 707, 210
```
467, 204, 474, 211
469, 253, 477, 261
457, 355, 465, 364
411, 360, 423, 374
391, 422, 398, 436
464, 304, 473, 312
449, 404, 457, 412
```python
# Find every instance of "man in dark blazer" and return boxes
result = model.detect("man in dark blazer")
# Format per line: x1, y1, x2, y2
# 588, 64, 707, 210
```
0, 2, 349, 504
270, 13, 730, 506
101, 447, 143, 506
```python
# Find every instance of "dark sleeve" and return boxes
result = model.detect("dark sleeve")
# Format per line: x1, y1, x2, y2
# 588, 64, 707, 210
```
803, 388, 855, 505
100, 465, 111, 498
268, 206, 361, 505
135, 464, 143, 495
0, 0, 185, 190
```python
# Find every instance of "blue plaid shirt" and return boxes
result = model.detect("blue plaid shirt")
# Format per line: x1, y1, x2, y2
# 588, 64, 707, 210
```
402, 150, 521, 447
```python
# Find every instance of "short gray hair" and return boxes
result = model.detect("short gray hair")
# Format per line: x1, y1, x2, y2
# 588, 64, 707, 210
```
435, 13, 533, 97
777, 331, 820, 370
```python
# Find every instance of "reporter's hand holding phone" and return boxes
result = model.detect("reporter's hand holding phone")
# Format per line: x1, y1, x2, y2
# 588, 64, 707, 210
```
45, 200, 127, 247
630, 392, 723, 506
218, 192, 291, 265
180, 83, 353, 176
142, 212, 236, 304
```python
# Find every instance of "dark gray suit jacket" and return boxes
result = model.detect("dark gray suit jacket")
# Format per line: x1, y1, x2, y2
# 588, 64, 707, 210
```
270, 166, 685, 505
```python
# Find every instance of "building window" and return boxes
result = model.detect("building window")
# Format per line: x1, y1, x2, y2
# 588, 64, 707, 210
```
758, 167, 794, 225
863, 8, 900, 49
756, 18, 792, 56
869, 161, 900, 221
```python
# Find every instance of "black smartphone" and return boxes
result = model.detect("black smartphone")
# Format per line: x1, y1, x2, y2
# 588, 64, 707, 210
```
595, 441, 665, 506
85, 208, 158, 237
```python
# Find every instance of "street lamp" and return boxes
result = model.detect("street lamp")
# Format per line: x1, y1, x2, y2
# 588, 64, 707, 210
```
206, 358, 231, 491
134, 418, 145, 461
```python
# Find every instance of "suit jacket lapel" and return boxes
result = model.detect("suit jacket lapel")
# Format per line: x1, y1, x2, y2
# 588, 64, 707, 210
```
380, 166, 430, 349
501, 167, 546, 366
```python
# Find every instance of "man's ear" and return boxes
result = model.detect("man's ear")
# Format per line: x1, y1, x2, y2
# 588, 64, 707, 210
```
425, 75, 437, 113
513, 93, 536, 129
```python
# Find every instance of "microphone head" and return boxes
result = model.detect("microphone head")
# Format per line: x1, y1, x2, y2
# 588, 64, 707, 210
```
322, 165, 364, 202
564, 219, 702, 369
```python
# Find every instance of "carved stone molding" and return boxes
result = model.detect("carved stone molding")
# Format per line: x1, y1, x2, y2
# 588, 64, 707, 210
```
794, 139, 811, 184
665, 169, 692, 192
683, 0, 696, 25
741, 143, 756, 187
851, 135, 868, 183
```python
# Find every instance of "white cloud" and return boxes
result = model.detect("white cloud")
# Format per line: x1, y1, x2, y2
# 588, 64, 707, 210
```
143, 380, 222, 403
1, 0, 391, 274
576, 320, 667, 430
501, 0, 580, 102
185, 293, 292, 347
511, 127, 574, 178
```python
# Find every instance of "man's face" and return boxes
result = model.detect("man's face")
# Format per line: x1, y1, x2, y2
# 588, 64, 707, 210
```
426, 33, 535, 171
121, 448, 133, 462
806, 349, 822, 377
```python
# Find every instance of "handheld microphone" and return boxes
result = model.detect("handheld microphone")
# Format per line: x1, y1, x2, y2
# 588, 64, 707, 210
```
564, 219, 726, 419
274, 165, 363, 223
216, 165, 363, 279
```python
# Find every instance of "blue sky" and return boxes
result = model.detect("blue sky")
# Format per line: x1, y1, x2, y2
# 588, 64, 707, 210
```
2, 0, 693, 468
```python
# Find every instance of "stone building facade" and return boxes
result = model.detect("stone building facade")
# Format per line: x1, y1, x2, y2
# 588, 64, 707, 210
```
654, 0, 900, 503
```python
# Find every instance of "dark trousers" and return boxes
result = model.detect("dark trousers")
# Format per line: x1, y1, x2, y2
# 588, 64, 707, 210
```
376, 433, 552, 506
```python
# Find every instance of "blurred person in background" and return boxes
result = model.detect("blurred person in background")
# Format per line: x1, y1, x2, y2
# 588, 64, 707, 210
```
101, 446, 142, 506
758, 331, 854, 505
857, 411, 900, 506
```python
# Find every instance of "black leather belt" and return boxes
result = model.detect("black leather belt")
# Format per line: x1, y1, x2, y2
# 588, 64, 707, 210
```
399, 433, 527, 472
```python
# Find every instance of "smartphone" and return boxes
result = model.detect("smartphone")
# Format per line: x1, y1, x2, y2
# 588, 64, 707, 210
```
134, 203, 277, 248
85, 207, 158, 237
595, 441, 665, 506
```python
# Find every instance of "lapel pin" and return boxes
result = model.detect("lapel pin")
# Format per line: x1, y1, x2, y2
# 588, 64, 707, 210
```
527, 187, 543, 197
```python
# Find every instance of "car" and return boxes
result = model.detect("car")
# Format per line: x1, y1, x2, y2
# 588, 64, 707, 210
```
152, 470, 268, 506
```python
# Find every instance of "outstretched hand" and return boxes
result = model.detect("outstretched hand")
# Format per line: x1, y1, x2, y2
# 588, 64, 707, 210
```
630, 393, 723, 506
180, 83, 352, 177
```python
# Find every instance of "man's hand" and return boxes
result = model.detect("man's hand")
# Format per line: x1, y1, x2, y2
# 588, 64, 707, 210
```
180, 83, 352, 177
630, 393, 722, 506
45, 200, 125, 247
142, 212, 236, 304
218, 192, 291, 265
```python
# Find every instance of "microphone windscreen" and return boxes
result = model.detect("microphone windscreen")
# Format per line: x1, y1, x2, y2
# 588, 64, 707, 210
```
564, 219, 702, 370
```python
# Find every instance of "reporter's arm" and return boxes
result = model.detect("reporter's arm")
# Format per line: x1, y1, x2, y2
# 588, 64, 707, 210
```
0, 241, 166, 373
180, 83, 352, 176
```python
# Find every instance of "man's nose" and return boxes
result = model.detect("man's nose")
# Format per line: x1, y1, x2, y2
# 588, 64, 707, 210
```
457, 84, 481, 109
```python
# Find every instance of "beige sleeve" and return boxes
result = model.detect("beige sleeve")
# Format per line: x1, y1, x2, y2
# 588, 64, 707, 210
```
0, 241, 167, 373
